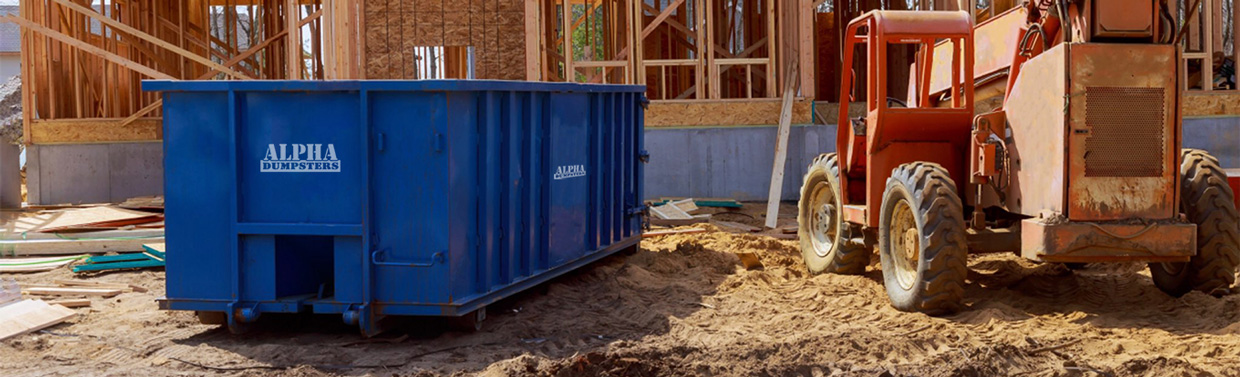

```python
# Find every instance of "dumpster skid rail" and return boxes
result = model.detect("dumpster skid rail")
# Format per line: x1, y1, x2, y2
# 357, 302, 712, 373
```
144, 80, 648, 336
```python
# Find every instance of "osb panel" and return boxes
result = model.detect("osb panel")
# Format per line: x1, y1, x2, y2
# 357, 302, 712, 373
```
1184, 93, 1240, 117
364, 0, 526, 80
30, 119, 162, 144
646, 101, 814, 127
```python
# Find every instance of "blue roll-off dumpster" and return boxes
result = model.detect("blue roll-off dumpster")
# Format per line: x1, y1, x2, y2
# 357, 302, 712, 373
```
143, 80, 647, 335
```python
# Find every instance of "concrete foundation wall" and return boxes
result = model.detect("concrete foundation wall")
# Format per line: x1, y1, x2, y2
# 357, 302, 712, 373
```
20, 117, 1240, 205
26, 142, 162, 205
644, 117, 1240, 201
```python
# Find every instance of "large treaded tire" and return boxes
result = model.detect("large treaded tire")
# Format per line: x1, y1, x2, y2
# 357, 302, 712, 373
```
798, 153, 870, 275
1150, 149, 1240, 297
878, 162, 968, 315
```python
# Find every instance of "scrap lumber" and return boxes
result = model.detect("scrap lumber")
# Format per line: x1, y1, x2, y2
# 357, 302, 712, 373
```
0, 278, 18, 305
22, 287, 123, 298
656, 198, 743, 208
764, 62, 800, 229
0, 237, 159, 256
45, 299, 90, 308
651, 214, 711, 227
650, 201, 694, 220
52, 280, 146, 293
0, 300, 77, 341
0, 255, 85, 273
643, 228, 708, 238
72, 244, 166, 273
117, 196, 164, 211
32, 206, 162, 233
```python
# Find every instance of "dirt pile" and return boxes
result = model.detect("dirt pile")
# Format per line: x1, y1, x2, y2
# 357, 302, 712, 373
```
3, 220, 1240, 376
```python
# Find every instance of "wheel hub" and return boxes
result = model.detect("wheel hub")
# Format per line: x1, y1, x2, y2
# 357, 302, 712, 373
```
889, 199, 919, 290
808, 182, 841, 258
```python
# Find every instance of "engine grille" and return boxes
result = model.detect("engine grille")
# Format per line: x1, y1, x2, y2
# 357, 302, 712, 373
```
1083, 87, 1166, 177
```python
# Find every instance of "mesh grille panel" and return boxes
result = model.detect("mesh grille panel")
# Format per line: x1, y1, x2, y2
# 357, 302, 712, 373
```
1083, 87, 1166, 177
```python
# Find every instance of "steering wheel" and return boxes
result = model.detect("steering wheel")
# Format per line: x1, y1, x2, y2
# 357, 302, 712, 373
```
886, 97, 909, 108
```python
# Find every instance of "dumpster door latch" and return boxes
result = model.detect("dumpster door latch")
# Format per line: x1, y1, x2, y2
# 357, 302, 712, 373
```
371, 249, 444, 267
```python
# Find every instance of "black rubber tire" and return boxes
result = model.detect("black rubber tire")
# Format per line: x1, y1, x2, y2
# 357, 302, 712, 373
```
798, 153, 870, 274
1150, 149, 1240, 297
877, 162, 969, 315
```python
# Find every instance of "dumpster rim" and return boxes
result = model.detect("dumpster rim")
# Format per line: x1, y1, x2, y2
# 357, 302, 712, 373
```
142, 79, 647, 94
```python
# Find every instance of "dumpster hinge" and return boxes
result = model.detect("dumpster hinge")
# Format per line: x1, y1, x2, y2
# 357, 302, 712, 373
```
638, 150, 650, 163
639, 96, 650, 110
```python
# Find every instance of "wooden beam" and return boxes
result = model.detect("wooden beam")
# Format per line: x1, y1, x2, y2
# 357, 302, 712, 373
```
525, 0, 541, 80
2, 14, 175, 80
640, 0, 687, 39
765, 63, 800, 228
285, 0, 302, 79
120, 9, 325, 128
47, 0, 253, 80
562, 0, 573, 82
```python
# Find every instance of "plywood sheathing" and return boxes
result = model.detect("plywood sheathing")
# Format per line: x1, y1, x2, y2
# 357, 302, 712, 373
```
363, 0, 526, 80
645, 100, 812, 127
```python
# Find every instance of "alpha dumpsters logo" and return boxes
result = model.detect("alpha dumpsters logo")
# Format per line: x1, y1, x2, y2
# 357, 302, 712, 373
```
553, 164, 587, 180
261, 143, 341, 172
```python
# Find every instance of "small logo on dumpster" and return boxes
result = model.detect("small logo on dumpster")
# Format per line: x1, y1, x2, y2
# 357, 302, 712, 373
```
553, 164, 587, 180
261, 143, 340, 172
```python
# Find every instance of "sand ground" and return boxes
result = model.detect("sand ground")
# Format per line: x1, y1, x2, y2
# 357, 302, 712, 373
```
3, 204, 1240, 376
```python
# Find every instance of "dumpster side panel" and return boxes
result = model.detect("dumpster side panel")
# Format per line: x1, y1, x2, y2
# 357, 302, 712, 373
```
238, 93, 363, 224
369, 91, 451, 305
164, 92, 233, 301
548, 92, 592, 265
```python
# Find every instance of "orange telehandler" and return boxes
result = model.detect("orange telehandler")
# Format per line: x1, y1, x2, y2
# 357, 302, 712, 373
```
798, 0, 1240, 314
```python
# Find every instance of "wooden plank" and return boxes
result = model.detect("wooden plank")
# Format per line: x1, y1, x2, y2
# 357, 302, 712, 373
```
765, 64, 800, 228
52, 280, 146, 293
72, 259, 164, 272
650, 214, 710, 227
0, 237, 161, 256
642, 228, 707, 238
23, 287, 122, 297
0, 255, 83, 273
525, 0, 541, 80
45, 299, 90, 308
650, 202, 693, 220
0, 300, 77, 341
31, 206, 163, 233
285, 0, 302, 79
0, 14, 175, 80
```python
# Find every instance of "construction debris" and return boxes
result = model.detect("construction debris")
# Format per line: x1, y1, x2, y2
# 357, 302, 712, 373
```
650, 199, 712, 226
70, 243, 165, 273
0, 255, 85, 273
31, 206, 163, 232
654, 198, 743, 209
0, 299, 76, 342
0, 278, 18, 305
22, 286, 123, 298
642, 228, 708, 238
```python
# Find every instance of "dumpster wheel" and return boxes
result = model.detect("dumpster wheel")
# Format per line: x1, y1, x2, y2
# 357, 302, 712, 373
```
1150, 149, 1240, 297
877, 162, 968, 315
798, 153, 870, 275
